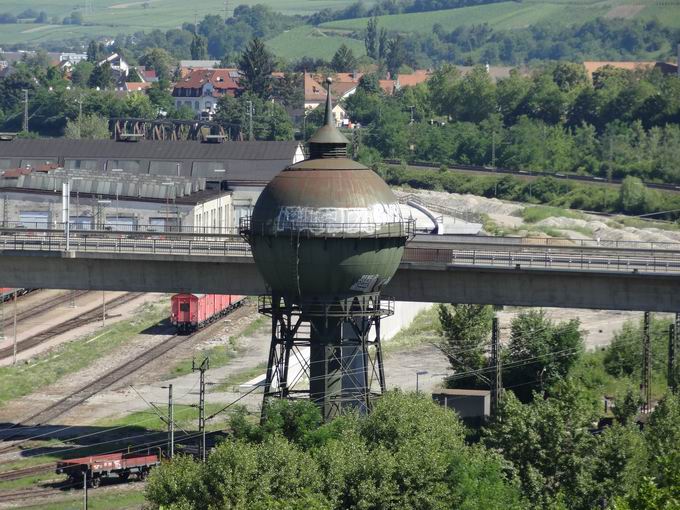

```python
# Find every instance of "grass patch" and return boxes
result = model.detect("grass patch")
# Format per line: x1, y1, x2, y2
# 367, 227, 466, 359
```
15, 487, 146, 510
210, 362, 268, 393
520, 205, 587, 223
610, 216, 680, 232
532, 226, 563, 238
571, 349, 668, 406
0, 300, 169, 408
569, 225, 595, 237
95, 402, 230, 434
166, 315, 267, 378
0, 472, 65, 490
266, 25, 366, 61
383, 306, 440, 354
479, 213, 508, 236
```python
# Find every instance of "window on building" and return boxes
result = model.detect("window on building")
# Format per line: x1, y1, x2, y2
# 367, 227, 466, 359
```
64, 159, 98, 170
107, 160, 144, 173
0, 159, 13, 169
149, 161, 182, 176
21, 159, 57, 169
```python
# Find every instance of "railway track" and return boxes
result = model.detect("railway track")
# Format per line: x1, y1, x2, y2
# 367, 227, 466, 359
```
0, 301, 250, 458
0, 292, 143, 360
0, 462, 55, 481
20, 332, 187, 428
0, 332, 191, 454
0, 486, 65, 502
1, 290, 90, 330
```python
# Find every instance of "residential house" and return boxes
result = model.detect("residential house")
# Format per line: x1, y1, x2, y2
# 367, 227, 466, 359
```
98, 53, 130, 85
172, 68, 242, 116
304, 73, 361, 126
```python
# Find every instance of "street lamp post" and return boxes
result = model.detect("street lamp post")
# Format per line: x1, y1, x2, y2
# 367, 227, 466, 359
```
416, 370, 429, 393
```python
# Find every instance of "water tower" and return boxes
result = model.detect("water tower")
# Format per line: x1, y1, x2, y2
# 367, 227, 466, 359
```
241, 79, 412, 420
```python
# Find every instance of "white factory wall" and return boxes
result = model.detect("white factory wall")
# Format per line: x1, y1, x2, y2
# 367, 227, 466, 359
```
381, 301, 433, 341
192, 194, 233, 231
1, 191, 194, 230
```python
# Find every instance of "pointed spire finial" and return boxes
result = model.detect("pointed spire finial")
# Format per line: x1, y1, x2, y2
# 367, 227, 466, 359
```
324, 77, 333, 127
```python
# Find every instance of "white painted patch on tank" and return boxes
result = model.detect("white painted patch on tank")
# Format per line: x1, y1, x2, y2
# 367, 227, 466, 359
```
274, 203, 404, 235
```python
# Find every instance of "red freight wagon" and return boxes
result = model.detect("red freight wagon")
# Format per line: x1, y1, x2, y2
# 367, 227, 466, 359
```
0, 288, 29, 301
171, 294, 245, 333
56, 449, 161, 488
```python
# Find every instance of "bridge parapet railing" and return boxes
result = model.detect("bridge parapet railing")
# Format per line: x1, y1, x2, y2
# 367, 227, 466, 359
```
403, 246, 680, 274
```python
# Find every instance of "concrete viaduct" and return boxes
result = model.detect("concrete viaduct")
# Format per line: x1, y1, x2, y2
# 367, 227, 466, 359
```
0, 230, 679, 312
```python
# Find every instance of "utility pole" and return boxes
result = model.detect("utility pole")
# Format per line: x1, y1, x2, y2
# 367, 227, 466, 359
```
77, 95, 83, 139
192, 357, 209, 462
22, 89, 28, 133
83, 471, 88, 510
490, 316, 502, 417
167, 384, 174, 459
247, 101, 254, 141
102, 290, 106, 327
12, 290, 17, 366
641, 312, 652, 413
669, 314, 679, 394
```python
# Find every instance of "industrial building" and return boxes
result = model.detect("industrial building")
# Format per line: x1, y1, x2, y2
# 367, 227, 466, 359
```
0, 138, 304, 231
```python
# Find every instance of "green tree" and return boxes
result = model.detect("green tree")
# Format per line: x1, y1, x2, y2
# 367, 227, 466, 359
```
190, 34, 208, 60
64, 113, 110, 139
214, 93, 293, 141
330, 44, 357, 73
364, 17, 378, 59
386, 34, 407, 77
483, 384, 597, 510
139, 48, 176, 82
272, 72, 303, 108
238, 37, 274, 99
70, 61, 94, 88
86, 40, 105, 63
88, 63, 114, 89
504, 309, 583, 401
437, 304, 493, 384
619, 176, 648, 214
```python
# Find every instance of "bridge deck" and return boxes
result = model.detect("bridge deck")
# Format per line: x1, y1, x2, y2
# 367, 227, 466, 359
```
0, 230, 679, 312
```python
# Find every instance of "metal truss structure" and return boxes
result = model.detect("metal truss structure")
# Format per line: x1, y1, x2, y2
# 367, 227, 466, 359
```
111, 118, 227, 142
258, 293, 393, 421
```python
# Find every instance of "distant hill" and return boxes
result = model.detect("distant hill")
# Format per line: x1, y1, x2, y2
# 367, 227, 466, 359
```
0, 0, 350, 45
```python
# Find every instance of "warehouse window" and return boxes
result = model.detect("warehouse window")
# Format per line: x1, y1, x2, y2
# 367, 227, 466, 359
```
21, 159, 57, 168
149, 161, 181, 176
107, 160, 143, 173
64, 159, 98, 170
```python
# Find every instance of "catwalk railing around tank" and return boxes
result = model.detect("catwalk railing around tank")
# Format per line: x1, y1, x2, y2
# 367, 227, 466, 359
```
239, 217, 416, 239
258, 294, 395, 318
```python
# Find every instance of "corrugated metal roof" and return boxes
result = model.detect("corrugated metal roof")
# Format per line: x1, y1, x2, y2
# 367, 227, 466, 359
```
0, 139, 299, 161
0, 139, 300, 184
0, 168, 208, 201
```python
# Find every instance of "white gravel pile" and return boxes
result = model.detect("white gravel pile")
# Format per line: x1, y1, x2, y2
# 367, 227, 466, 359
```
400, 187, 680, 245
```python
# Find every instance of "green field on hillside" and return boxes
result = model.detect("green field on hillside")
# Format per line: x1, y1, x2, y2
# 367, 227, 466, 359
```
266, 25, 366, 61
0, 0, 352, 45
320, 0, 680, 33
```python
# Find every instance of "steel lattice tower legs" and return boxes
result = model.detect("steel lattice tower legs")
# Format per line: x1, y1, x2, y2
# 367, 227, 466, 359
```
260, 294, 391, 422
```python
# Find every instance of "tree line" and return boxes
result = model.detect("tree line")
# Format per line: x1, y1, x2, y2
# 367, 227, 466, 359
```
346, 62, 680, 188
143, 303, 680, 509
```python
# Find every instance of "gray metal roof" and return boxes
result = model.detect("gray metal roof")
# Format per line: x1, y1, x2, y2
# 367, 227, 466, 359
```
0, 168, 208, 201
0, 139, 300, 183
